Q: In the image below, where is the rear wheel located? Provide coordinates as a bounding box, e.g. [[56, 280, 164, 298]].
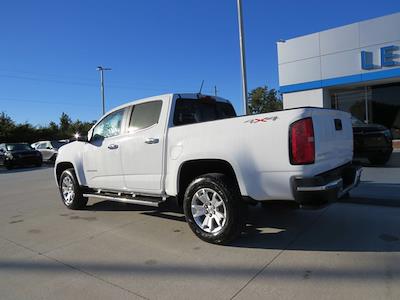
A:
[[59, 169, 88, 210], [183, 173, 246, 244]]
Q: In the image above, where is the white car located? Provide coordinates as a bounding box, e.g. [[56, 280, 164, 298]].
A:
[[33, 140, 68, 162], [54, 93, 361, 244]]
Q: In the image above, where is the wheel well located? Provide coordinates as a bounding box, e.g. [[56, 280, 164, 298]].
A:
[[177, 159, 240, 206], [56, 162, 75, 184]]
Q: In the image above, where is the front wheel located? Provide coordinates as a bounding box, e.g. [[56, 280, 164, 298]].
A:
[[59, 169, 88, 210], [183, 173, 246, 244]]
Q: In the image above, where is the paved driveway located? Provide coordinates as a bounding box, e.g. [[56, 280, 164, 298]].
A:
[[0, 163, 399, 300]]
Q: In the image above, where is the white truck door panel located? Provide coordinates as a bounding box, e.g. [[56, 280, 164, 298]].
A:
[[121, 127, 163, 191], [83, 135, 124, 190], [83, 109, 126, 190], [120, 100, 165, 193]]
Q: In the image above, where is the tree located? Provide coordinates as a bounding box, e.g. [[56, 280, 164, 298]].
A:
[[59, 112, 72, 135], [248, 86, 283, 114], [0, 111, 96, 143], [0, 112, 15, 141]]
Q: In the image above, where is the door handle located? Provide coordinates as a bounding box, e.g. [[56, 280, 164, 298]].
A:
[[145, 138, 159, 144], [107, 144, 119, 150]]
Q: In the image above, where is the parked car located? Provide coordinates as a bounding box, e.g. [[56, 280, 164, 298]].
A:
[[31, 141, 40, 149], [0, 143, 42, 169], [33, 140, 68, 162], [54, 93, 361, 244], [352, 117, 393, 165]]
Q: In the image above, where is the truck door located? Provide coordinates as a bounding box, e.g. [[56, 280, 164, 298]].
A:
[[120, 100, 165, 193], [83, 108, 127, 190]]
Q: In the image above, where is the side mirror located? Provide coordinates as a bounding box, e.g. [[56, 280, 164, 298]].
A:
[[90, 134, 104, 142], [47, 146, 52, 150]]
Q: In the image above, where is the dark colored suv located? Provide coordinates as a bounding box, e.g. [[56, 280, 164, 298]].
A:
[[0, 143, 42, 169], [352, 118, 393, 165]]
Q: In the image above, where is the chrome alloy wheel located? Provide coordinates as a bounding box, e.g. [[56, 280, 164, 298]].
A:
[[191, 188, 227, 234], [61, 176, 75, 205]]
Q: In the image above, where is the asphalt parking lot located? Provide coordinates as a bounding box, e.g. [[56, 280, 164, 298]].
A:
[[0, 153, 400, 300]]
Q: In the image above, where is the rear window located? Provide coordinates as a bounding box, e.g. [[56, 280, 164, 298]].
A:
[[173, 98, 236, 126]]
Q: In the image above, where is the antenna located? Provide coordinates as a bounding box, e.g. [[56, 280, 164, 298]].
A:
[[199, 80, 204, 94]]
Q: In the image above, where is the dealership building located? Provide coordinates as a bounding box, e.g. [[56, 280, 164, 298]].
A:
[[277, 12, 400, 141]]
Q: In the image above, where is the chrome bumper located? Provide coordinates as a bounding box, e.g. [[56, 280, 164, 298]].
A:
[[293, 164, 362, 203], [297, 167, 362, 197]]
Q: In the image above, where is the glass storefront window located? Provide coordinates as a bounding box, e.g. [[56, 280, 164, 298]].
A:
[[331, 83, 400, 139], [370, 83, 400, 139], [331, 88, 370, 122]]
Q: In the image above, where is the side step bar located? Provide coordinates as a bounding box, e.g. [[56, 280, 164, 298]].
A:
[[83, 193, 164, 207]]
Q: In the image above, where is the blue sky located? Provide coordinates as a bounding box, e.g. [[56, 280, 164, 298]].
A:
[[1, 0, 400, 125]]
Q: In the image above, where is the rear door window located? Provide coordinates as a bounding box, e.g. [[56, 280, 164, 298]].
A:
[[128, 101, 162, 132]]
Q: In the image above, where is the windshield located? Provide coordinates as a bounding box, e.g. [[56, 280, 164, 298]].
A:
[[51, 141, 68, 149], [351, 117, 365, 126], [6, 143, 33, 151]]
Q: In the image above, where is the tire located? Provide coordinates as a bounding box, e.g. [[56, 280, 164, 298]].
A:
[[368, 154, 391, 165], [5, 163, 13, 170], [59, 168, 88, 210], [183, 173, 246, 244]]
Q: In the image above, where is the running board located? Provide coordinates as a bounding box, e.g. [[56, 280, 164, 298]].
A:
[[83, 193, 164, 207]]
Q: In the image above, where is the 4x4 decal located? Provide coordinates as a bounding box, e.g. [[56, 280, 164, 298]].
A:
[[244, 116, 278, 124]]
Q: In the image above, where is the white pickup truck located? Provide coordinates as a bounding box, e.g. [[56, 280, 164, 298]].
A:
[[55, 93, 361, 244]]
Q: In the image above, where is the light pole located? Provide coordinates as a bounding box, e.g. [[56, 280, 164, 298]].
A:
[[237, 0, 249, 115], [96, 66, 112, 115]]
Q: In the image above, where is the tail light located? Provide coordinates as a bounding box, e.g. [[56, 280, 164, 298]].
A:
[[290, 117, 315, 165]]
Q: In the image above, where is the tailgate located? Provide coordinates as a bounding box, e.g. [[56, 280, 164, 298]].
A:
[[312, 109, 353, 170]]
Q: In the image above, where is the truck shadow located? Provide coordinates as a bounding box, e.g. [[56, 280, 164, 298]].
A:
[[87, 199, 187, 222], [87, 199, 400, 252], [232, 202, 400, 252]]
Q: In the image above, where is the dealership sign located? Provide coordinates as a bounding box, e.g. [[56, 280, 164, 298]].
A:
[[361, 45, 400, 70]]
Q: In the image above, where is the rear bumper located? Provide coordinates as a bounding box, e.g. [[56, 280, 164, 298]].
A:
[[293, 163, 362, 204]]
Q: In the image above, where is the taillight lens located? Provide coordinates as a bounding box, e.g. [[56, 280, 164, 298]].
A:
[[290, 117, 315, 165]]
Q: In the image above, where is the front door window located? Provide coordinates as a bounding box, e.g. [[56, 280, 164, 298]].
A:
[[92, 109, 124, 140]]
